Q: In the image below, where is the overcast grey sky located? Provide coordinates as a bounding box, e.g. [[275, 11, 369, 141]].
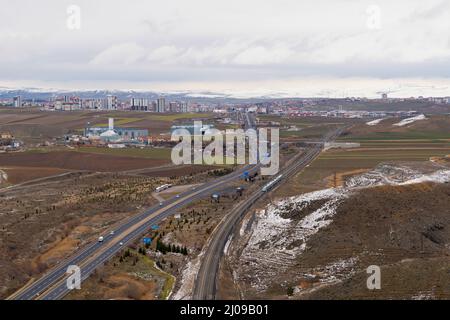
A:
[[1, 0, 450, 97]]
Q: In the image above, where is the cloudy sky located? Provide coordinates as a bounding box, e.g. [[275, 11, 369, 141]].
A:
[[1, 0, 450, 97]]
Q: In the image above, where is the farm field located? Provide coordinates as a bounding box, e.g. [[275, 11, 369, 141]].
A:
[[0, 150, 170, 172], [75, 146, 172, 160], [258, 115, 358, 126], [277, 143, 450, 197], [0, 108, 217, 143], [0, 166, 69, 185], [276, 115, 450, 197], [339, 115, 450, 141]]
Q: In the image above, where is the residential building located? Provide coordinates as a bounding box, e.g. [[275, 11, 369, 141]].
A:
[[13, 96, 22, 107], [106, 95, 118, 110], [157, 97, 166, 113], [131, 98, 149, 111]]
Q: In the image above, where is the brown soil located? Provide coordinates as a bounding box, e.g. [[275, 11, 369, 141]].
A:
[[0, 151, 168, 172], [141, 165, 223, 177], [0, 172, 164, 298], [244, 181, 450, 299], [325, 169, 370, 187], [342, 115, 450, 139], [1, 166, 69, 184]]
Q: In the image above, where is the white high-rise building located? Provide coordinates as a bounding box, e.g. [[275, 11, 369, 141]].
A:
[[131, 98, 149, 111], [13, 96, 22, 108], [157, 97, 166, 113], [106, 95, 118, 110], [181, 102, 188, 113]]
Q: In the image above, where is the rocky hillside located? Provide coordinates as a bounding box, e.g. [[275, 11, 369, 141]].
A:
[[227, 163, 450, 299]]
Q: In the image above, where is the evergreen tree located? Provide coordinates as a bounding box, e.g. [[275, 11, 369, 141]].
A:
[[287, 286, 294, 296]]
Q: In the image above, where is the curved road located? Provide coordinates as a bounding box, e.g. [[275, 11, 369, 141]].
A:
[[8, 113, 259, 300], [193, 127, 345, 299]]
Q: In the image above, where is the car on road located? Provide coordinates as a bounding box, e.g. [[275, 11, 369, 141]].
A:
[[98, 236, 104, 242], [159, 202, 163, 206], [110, 231, 115, 235], [176, 194, 180, 198], [119, 242, 123, 246]]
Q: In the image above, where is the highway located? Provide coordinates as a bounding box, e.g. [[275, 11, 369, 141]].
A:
[[8, 113, 259, 300], [192, 127, 345, 300]]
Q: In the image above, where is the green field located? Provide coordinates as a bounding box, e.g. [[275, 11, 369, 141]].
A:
[[101, 112, 213, 122], [144, 113, 213, 122], [94, 117, 142, 127]]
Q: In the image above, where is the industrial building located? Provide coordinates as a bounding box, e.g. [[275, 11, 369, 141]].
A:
[[171, 123, 215, 135], [85, 118, 149, 142]]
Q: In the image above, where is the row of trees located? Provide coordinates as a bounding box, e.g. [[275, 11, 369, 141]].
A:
[[156, 239, 188, 255]]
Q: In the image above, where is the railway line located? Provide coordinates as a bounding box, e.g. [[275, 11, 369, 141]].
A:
[[192, 127, 345, 300]]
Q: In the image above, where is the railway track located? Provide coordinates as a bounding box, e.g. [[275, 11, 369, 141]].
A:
[[192, 127, 345, 300]]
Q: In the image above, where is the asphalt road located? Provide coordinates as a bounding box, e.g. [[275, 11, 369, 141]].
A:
[[8, 113, 258, 301], [192, 127, 345, 300]]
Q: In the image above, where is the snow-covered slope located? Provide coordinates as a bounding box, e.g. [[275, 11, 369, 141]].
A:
[[393, 114, 427, 127], [366, 118, 385, 126], [233, 164, 450, 292]]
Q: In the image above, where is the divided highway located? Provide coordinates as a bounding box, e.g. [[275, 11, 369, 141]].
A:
[[192, 127, 345, 300], [8, 113, 259, 301]]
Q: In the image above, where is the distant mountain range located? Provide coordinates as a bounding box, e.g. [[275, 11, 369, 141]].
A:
[[0, 87, 301, 103]]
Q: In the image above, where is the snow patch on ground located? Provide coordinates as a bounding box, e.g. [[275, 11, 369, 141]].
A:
[[294, 257, 359, 295], [233, 163, 450, 293], [346, 164, 450, 188], [239, 215, 251, 237], [0, 170, 7, 184], [315, 257, 359, 284], [236, 188, 349, 291], [224, 235, 233, 254], [162, 232, 183, 248], [345, 164, 423, 188], [411, 291, 435, 300], [402, 170, 450, 185], [171, 255, 202, 300], [393, 114, 426, 127], [366, 118, 385, 126]]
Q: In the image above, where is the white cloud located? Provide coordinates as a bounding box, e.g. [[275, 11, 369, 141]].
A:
[[147, 45, 183, 63], [232, 44, 293, 65], [0, 0, 450, 95], [90, 42, 146, 66]]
